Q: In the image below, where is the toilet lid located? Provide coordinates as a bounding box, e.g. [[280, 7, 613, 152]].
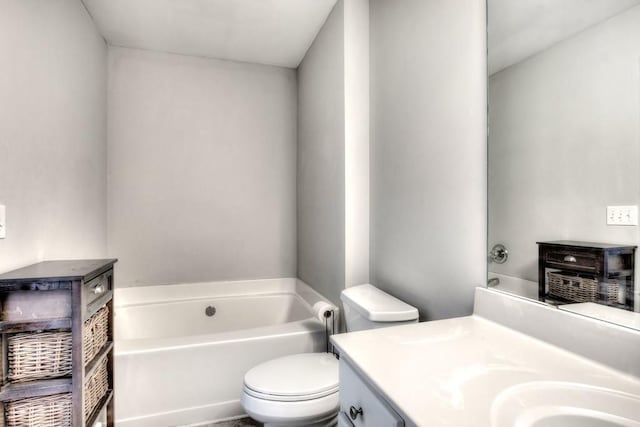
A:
[[244, 353, 339, 400]]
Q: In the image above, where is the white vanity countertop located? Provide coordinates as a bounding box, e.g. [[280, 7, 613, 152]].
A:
[[559, 302, 640, 330], [331, 315, 640, 426]]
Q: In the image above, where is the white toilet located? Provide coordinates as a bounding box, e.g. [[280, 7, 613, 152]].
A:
[[241, 284, 419, 426]]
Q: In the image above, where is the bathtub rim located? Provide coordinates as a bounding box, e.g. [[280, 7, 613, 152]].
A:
[[114, 278, 339, 355], [115, 277, 328, 306], [487, 271, 538, 300]]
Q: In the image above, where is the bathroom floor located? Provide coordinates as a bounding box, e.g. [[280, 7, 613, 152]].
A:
[[210, 417, 262, 427]]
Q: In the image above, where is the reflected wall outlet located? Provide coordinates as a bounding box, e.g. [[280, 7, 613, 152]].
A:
[[0, 205, 5, 238], [606, 205, 638, 226]]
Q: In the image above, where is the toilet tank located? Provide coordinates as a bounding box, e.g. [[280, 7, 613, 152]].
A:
[[340, 284, 419, 332]]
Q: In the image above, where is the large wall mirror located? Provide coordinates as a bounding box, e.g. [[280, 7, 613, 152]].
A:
[[487, 0, 640, 330]]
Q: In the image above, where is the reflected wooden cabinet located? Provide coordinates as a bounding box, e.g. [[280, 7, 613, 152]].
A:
[[0, 259, 117, 427], [537, 241, 636, 311]]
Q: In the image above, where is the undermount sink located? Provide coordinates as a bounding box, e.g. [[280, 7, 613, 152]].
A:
[[491, 381, 640, 427]]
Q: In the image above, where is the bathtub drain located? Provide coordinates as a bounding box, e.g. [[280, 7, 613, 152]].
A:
[[205, 306, 216, 317]]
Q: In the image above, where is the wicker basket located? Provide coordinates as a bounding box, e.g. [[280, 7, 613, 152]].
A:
[[84, 357, 109, 420], [5, 393, 72, 427], [5, 359, 109, 426], [548, 272, 619, 303], [83, 306, 109, 364], [7, 306, 109, 383], [7, 332, 72, 382]]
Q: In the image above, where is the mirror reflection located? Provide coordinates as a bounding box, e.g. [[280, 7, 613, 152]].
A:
[[487, 0, 640, 329]]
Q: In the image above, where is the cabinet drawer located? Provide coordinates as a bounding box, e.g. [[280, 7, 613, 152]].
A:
[[340, 359, 404, 427], [545, 251, 597, 271], [84, 270, 112, 316]]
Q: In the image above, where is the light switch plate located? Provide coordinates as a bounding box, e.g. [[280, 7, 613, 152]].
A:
[[606, 205, 638, 226], [0, 205, 5, 238]]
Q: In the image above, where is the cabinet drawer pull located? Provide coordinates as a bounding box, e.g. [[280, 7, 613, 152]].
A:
[[349, 405, 363, 420], [563, 255, 577, 263]]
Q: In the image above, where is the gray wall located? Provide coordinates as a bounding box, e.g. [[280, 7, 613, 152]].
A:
[[370, 0, 487, 320], [0, 0, 108, 273], [108, 47, 297, 286], [297, 2, 346, 305], [488, 5, 640, 297]]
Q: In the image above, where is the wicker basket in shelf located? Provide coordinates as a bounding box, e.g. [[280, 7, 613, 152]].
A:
[[7, 332, 73, 382], [7, 306, 109, 383], [5, 358, 109, 427], [4, 358, 109, 427], [84, 357, 109, 420], [83, 305, 109, 364], [548, 271, 619, 303], [5, 393, 72, 427]]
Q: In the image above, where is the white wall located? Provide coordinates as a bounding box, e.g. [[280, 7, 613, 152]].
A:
[[108, 47, 297, 286], [297, 0, 370, 305], [370, 0, 487, 320], [0, 0, 108, 273], [489, 6, 640, 297], [297, 2, 346, 305], [344, 0, 370, 288]]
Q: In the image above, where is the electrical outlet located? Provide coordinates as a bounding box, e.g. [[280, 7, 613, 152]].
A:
[[606, 205, 638, 226], [0, 205, 5, 238]]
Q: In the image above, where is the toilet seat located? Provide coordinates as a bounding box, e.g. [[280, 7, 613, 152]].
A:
[[241, 353, 340, 425], [244, 385, 339, 402], [243, 352, 339, 402]]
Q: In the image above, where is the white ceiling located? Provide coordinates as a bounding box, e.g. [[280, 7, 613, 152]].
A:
[[82, 0, 337, 68], [489, 0, 640, 75]]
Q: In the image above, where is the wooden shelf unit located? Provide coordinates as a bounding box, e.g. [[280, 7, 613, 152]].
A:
[[537, 241, 636, 311], [0, 259, 117, 427]]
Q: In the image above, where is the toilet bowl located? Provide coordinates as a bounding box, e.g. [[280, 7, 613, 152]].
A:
[[240, 284, 418, 426], [241, 353, 339, 427]]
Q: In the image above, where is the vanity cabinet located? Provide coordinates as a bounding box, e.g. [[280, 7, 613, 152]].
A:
[[537, 241, 636, 310], [0, 259, 117, 427], [338, 357, 404, 427]]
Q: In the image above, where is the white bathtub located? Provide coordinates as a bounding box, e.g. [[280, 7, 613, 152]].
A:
[[488, 272, 539, 300], [114, 278, 336, 427]]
